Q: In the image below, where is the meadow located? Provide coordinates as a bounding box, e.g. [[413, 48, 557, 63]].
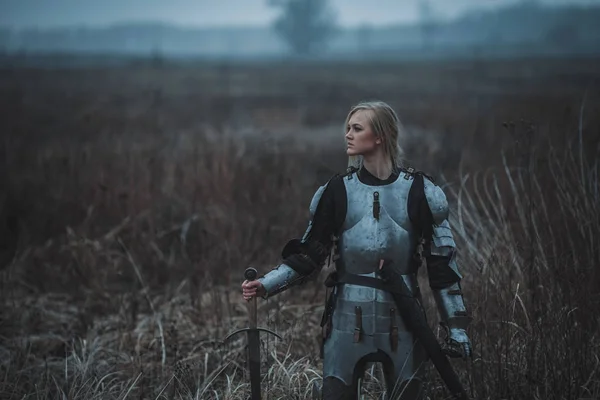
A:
[[0, 55, 599, 399]]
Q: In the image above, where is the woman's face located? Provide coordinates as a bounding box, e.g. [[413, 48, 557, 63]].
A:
[[345, 109, 381, 156]]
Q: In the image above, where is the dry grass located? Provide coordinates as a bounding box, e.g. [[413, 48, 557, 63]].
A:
[[0, 56, 599, 399]]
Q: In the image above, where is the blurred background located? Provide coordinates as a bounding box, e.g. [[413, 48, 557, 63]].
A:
[[0, 1, 599, 399], [1, 0, 599, 60]]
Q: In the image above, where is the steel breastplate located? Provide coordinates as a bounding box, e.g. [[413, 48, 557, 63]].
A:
[[337, 170, 418, 276]]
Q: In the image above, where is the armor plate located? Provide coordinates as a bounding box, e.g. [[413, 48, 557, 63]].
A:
[[324, 170, 427, 386]]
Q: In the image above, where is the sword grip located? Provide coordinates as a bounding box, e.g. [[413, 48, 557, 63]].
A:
[[245, 267, 258, 329]]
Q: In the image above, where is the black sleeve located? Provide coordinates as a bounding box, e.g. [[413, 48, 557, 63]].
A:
[[422, 215, 461, 290], [426, 255, 460, 290], [280, 175, 346, 276], [408, 172, 460, 290]]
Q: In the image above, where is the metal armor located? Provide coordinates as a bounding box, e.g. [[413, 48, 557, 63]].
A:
[[258, 169, 470, 397], [323, 170, 426, 390]]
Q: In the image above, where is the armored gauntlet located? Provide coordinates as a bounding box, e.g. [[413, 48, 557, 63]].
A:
[[433, 281, 472, 358]]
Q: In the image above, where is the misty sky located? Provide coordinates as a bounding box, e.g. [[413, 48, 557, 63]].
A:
[[1, 0, 598, 29]]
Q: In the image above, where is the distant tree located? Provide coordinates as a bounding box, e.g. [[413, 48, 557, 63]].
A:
[[545, 23, 579, 49], [0, 28, 8, 53], [417, 0, 437, 50], [268, 0, 338, 56], [356, 23, 373, 52]]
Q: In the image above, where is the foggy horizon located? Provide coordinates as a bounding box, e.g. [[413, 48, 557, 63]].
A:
[[1, 0, 599, 30]]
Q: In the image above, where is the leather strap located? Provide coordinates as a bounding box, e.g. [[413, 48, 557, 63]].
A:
[[354, 306, 362, 343], [335, 271, 415, 297], [390, 308, 399, 351]]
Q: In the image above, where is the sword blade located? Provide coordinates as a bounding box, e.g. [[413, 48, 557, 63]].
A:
[[247, 328, 262, 400]]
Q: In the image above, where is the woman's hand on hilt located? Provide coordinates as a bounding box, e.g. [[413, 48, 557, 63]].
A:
[[241, 279, 266, 301]]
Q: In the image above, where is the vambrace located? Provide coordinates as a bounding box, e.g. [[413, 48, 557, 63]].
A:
[[428, 219, 462, 279], [432, 281, 471, 330], [428, 220, 471, 330], [258, 263, 304, 298]]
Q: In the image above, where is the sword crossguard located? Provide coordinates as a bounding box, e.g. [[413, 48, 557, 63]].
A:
[[221, 327, 283, 345], [220, 322, 283, 400], [223, 266, 283, 344]]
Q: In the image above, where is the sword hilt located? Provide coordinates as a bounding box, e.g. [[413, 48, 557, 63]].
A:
[[245, 267, 258, 329]]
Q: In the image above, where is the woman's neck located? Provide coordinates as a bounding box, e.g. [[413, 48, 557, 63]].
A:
[[362, 152, 393, 181]]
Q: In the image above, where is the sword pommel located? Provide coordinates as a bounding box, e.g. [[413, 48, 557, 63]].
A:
[[245, 267, 258, 281]]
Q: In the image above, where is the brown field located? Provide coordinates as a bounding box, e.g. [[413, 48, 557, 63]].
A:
[[1, 55, 599, 399]]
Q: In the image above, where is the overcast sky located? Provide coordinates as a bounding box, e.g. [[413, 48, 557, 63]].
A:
[[1, 0, 598, 29]]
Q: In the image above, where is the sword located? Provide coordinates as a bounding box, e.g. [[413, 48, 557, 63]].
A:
[[376, 262, 471, 400], [223, 267, 283, 400]]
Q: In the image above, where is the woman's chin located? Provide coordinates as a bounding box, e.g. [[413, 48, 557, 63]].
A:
[[346, 148, 358, 156]]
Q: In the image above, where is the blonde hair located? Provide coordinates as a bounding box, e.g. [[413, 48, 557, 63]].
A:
[[344, 100, 406, 170]]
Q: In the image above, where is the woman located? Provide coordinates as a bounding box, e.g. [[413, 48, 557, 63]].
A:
[[242, 100, 472, 400]]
